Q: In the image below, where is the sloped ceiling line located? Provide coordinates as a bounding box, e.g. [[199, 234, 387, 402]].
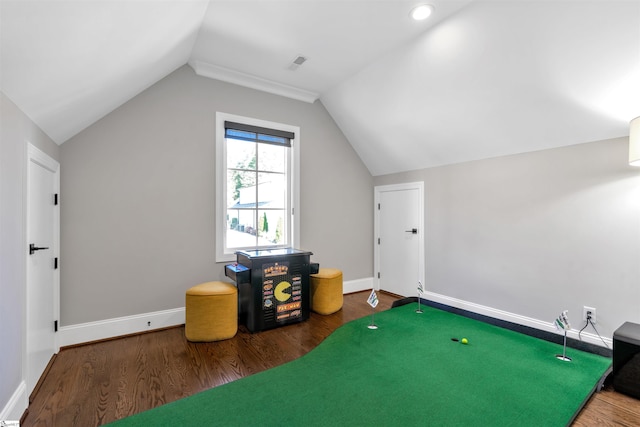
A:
[[1, 0, 638, 176]]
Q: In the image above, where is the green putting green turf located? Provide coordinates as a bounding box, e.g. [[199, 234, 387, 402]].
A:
[[109, 303, 611, 426]]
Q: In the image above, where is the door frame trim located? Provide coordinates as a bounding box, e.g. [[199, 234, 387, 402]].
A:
[[25, 143, 60, 395], [374, 181, 425, 293]]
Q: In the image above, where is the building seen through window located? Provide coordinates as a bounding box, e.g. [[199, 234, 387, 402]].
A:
[[224, 122, 292, 251]]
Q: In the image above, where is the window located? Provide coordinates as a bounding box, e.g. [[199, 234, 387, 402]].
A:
[[216, 113, 300, 262]]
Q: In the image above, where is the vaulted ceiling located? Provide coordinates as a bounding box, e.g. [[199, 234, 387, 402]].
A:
[[2, 0, 639, 176]]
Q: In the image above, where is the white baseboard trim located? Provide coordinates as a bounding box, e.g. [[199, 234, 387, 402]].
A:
[[343, 277, 374, 294], [1, 380, 27, 422], [59, 278, 376, 347], [58, 283, 610, 350], [425, 291, 613, 349], [59, 308, 185, 348]]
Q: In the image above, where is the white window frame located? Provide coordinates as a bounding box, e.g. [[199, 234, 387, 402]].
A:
[[216, 112, 300, 262]]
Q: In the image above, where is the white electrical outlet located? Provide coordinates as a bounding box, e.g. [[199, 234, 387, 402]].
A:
[[583, 306, 596, 324]]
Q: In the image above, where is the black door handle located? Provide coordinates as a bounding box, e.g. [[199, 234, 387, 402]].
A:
[[29, 243, 50, 255], [405, 228, 418, 234]]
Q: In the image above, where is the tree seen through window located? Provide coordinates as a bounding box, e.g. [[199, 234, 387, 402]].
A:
[[225, 124, 290, 250]]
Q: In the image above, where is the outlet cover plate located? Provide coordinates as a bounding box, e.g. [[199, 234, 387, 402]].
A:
[[583, 306, 596, 324]]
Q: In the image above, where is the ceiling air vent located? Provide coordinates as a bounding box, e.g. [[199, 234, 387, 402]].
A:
[[288, 55, 308, 71]]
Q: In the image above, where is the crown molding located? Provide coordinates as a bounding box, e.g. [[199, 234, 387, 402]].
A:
[[188, 60, 319, 104]]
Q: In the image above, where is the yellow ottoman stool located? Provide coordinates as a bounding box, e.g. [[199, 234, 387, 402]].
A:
[[185, 281, 237, 342], [310, 268, 343, 315]]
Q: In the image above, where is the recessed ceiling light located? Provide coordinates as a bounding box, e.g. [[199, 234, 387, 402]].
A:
[[410, 4, 434, 21]]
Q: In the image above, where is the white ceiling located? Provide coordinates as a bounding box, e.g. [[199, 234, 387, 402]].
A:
[[2, 0, 639, 176], [189, 0, 471, 101]]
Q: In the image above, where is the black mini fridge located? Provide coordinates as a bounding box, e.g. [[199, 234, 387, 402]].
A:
[[225, 248, 314, 332], [613, 321, 640, 399]]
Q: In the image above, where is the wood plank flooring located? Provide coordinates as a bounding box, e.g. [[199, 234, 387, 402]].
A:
[[22, 291, 640, 426]]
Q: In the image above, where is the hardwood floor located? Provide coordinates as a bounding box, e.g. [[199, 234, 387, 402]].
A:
[[22, 291, 640, 426]]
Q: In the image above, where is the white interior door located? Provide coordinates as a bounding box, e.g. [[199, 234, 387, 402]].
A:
[[375, 182, 424, 297], [26, 144, 59, 395]]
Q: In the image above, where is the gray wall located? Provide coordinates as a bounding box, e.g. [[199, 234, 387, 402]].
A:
[[1, 91, 59, 416], [60, 65, 373, 326], [374, 137, 640, 339]]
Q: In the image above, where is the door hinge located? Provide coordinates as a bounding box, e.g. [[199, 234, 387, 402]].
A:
[[378, 238, 380, 244], [54, 320, 58, 332], [377, 272, 380, 279], [54, 257, 58, 269], [378, 203, 380, 210], [54, 193, 59, 205]]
